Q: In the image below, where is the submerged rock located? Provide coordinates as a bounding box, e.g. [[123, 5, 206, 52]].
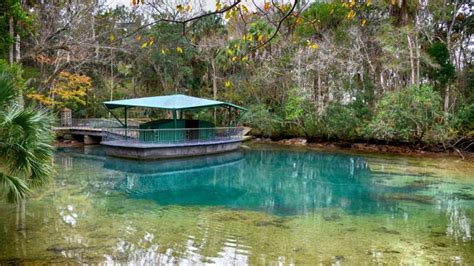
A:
[[404, 179, 437, 189], [323, 213, 342, 222], [278, 138, 307, 146], [381, 193, 434, 204], [372, 226, 401, 235], [383, 249, 401, 254], [46, 244, 91, 253], [452, 192, 474, 200], [214, 211, 250, 222], [254, 218, 290, 229], [430, 231, 445, 238], [332, 255, 345, 262]]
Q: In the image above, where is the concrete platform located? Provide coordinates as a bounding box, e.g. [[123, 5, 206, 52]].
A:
[[101, 139, 242, 160]]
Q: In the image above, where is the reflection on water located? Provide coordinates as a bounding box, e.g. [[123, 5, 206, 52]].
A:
[[111, 150, 380, 215], [0, 145, 473, 264], [446, 198, 472, 242]]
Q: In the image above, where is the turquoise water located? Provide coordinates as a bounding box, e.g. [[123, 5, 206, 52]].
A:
[[0, 144, 473, 264]]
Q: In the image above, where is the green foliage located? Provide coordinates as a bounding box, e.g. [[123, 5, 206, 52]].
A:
[[248, 20, 275, 43], [367, 85, 450, 144], [0, 59, 25, 89], [284, 88, 304, 121], [296, 2, 348, 38], [148, 23, 203, 93], [4, 0, 471, 149], [191, 14, 226, 40], [318, 102, 368, 140], [240, 104, 281, 137], [0, 69, 54, 203], [453, 102, 474, 135], [0, 0, 33, 56], [425, 42, 456, 89]]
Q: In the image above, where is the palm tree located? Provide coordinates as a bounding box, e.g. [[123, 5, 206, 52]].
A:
[[0, 72, 54, 203]]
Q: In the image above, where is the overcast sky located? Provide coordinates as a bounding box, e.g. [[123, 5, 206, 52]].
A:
[[105, 0, 276, 12], [106, 0, 219, 10]]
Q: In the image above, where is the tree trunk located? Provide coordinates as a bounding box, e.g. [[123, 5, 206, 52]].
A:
[[444, 85, 450, 112], [9, 17, 14, 64], [317, 71, 322, 114], [132, 76, 136, 97], [15, 33, 24, 107], [108, 49, 114, 119], [414, 17, 420, 87], [446, 0, 459, 63], [415, 34, 420, 86], [110, 50, 114, 101], [15, 34, 20, 63], [211, 58, 217, 100], [407, 34, 416, 86], [92, 14, 98, 61], [211, 58, 218, 123]]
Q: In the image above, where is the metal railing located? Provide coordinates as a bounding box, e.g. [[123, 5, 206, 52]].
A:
[[102, 127, 244, 144], [68, 118, 139, 129]]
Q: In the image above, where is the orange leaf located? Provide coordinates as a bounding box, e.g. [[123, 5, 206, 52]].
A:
[[263, 2, 270, 11]]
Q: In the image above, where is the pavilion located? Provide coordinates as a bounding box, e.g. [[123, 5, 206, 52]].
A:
[[100, 94, 246, 160]]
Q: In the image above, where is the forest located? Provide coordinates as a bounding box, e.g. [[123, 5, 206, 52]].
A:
[[1, 0, 473, 151]]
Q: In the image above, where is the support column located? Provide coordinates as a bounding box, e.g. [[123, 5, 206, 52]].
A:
[[124, 106, 128, 137], [172, 110, 177, 128], [172, 110, 177, 142], [84, 135, 99, 145], [124, 106, 128, 128]]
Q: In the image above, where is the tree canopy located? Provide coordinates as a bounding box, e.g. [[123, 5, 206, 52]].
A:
[[0, 0, 472, 150]]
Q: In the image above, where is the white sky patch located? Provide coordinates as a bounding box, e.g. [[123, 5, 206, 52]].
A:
[[107, 0, 222, 10], [106, 0, 279, 12]]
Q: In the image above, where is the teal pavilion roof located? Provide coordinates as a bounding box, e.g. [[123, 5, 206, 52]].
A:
[[104, 94, 246, 111]]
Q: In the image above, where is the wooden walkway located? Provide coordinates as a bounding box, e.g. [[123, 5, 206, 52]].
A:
[[53, 127, 105, 137]]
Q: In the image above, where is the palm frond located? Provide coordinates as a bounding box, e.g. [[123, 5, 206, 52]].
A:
[[0, 105, 54, 179], [0, 72, 17, 107], [0, 173, 31, 203]]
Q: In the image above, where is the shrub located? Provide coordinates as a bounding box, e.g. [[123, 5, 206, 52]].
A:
[[317, 103, 366, 140], [366, 85, 450, 144], [453, 102, 474, 135], [239, 104, 281, 137]]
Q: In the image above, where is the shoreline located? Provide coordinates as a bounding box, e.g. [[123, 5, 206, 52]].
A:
[[249, 138, 474, 160], [53, 137, 473, 160]]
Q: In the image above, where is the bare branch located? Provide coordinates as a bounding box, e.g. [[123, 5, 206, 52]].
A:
[[252, 0, 299, 50], [116, 0, 242, 42]]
